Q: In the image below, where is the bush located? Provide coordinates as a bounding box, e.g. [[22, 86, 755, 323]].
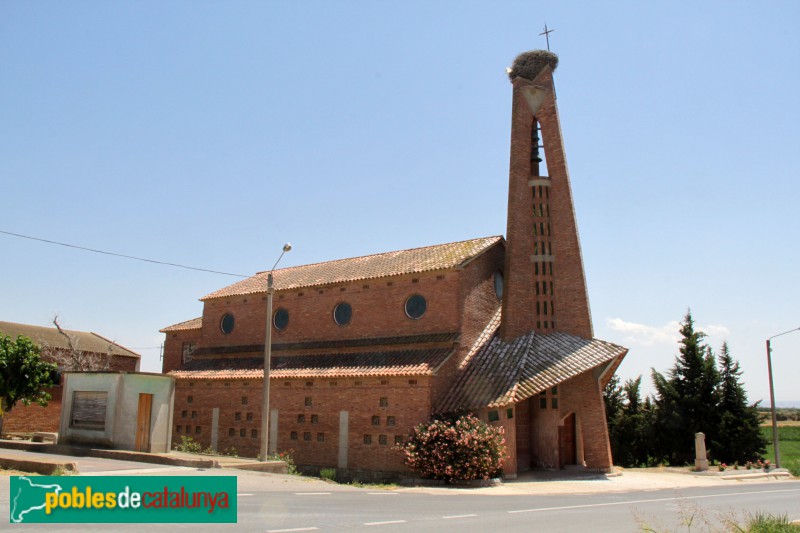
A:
[[173, 436, 203, 454], [267, 450, 298, 475], [320, 468, 336, 481], [401, 413, 505, 482], [221, 447, 238, 458]]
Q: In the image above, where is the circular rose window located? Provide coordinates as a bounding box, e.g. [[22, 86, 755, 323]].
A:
[[333, 302, 352, 325], [404, 294, 427, 320], [220, 313, 235, 334], [273, 308, 289, 331]]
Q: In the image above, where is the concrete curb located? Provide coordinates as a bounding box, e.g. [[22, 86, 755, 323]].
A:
[[88, 449, 218, 469], [226, 462, 289, 474], [399, 477, 503, 488], [690, 467, 794, 481], [0, 439, 287, 473], [720, 471, 792, 481], [0, 455, 77, 476]]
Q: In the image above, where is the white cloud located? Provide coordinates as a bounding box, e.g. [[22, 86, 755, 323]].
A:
[[702, 324, 731, 338], [606, 318, 730, 348], [605, 318, 681, 347]]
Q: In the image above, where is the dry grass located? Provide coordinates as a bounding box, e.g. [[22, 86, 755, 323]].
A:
[[0, 468, 37, 476]]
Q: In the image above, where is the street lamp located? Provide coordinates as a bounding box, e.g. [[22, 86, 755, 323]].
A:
[[260, 243, 292, 461], [766, 326, 800, 469]]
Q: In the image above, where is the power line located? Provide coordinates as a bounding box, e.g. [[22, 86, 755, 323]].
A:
[[0, 229, 249, 278], [128, 346, 163, 350]]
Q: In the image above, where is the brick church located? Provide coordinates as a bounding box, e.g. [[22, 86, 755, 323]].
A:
[[161, 50, 627, 478]]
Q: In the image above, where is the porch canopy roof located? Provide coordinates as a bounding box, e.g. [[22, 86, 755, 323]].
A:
[[436, 311, 627, 412]]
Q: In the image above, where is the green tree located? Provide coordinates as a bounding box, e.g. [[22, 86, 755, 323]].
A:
[[621, 377, 654, 467], [603, 374, 625, 463], [605, 375, 655, 467], [715, 342, 766, 464], [652, 311, 720, 465], [0, 333, 59, 436]]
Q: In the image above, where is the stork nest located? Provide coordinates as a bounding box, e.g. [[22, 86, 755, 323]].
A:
[[507, 50, 559, 81]]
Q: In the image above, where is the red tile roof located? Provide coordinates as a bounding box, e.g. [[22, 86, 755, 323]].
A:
[[160, 317, 203, 333], [170, 349, 453, 380], [436, 314, 628, 412], [201, 236, 503, 301]]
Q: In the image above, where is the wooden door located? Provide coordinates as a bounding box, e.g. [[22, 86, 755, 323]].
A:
[[558, 413, 576, 468], [135, 393, 153, 452]]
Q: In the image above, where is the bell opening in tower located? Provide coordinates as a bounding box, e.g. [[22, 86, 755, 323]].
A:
[[531, 118, 548, 178]]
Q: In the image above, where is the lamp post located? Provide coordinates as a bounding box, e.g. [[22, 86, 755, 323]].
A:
[[766, 326, 800, 469], [260, 243, 292, 461]]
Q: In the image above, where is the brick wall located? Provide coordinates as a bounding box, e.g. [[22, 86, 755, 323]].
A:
[[107, 354, 139, 372], [561, 370, 613, 469], [172, 376, 431, 472], [198, 271, 461, 352], [3, 385, 63, 434], [162, 329, 201, 373], [515, 399, 531, 471], [528, 390, 562, 469], [431, 246, 503, 405]]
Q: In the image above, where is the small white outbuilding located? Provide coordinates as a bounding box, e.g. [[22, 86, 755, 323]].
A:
[[58, 372, 175, 453]]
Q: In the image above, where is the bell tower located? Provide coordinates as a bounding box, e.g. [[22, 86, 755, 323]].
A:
[[500, 51, 593, 341]]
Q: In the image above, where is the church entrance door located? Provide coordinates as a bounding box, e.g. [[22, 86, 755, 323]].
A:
[[558, 413, 576, 468]]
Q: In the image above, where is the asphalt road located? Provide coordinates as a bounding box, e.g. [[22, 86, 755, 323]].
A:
[[0, 452, 798, 532], [237, 481, 800, 532]]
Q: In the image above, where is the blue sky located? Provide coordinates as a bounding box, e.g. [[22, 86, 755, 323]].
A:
[[1, 1, 798, 405]]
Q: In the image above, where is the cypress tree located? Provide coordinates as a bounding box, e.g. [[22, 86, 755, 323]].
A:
[[603, 374, 625, 465], [653, 310, 720, 464], [605, 375, 654, 467], [715, 342, 767, 464]]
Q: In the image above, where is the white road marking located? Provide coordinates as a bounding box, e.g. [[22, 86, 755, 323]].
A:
[[508, 488, 800, 514], [368, 492, 398, 495], [238, 493, 254, 496], [294, 492, 332, 495], [266, 528, 319, 532], [443, 514, 478, 519], [364, 520, 407, 526]]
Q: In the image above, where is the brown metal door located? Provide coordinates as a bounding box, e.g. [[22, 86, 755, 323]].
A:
[[135, 393, 153, 452]]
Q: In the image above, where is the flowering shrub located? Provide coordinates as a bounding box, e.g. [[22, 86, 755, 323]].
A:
[[401, 413, 506, 481], [718, 463, 727, 472], [267, 450, 298, 474]]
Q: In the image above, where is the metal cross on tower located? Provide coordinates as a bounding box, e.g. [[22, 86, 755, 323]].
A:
[[539, 24, 554, 51]]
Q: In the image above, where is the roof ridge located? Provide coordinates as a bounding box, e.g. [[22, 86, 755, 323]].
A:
[[88, 332, 141, 358], [160, 317, 203, 333], [254, 235, 503, 275], [201, 235, 505, 301]]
